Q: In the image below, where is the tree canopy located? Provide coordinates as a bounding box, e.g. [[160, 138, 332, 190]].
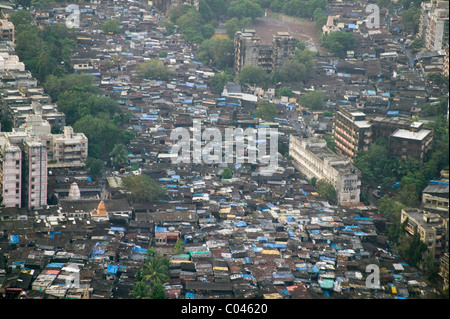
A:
[[197, 38, 235, 70], [227, 0, 265, 20], [238, 65, 267, 85], [298, 90, 325, 110], [255, 100, 278, 121], [122, 174, 166, 203], [322, 31, 355, 58], [135, 59, 176, 81]]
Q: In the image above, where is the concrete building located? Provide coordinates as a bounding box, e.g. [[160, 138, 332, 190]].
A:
[[422, 182, 449, 213], [444, 44, 449, 77], [369, 116, 417, 140], [0, 136, 22, 208], [152, 0, 199, 15], [52, 126, 88, 167], [234, 29, 262, 76], [22, 138, 48, 210], [0, 19, 14, 42], [389, 128, 433, 164], [271, 32, 297, 71], [289, 135, 361, 205], [419, 0, 449, 52], [16, 115, 88, 167], [333, 106, 372, 161], [401, 209, 447, 262], [439, 253, 449, 289], [0, 132, 47, 209], [234, 30, 297, 75], [0, 52, 25, 72]]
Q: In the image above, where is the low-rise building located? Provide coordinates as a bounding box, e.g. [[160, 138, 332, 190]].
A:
[[389, 128, 433, 164], [289, 135, 361, 205], [0, 19, 14, 42], [401, 209, 447, 262], [422, 181, 449, 213]]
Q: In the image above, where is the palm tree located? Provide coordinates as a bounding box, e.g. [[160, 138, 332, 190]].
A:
[[109, 143, 128, 168], [141, 256, 170, 286], [130, 281, 152, 299]]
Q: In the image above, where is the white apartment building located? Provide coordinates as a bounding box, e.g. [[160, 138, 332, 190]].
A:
[[52, 126, 88, 167], [0, 131, 47, 209], [289, 135, 361, 205], [23, 139, 48, 209], [0, 53, 25, 72], [419, 0, 449, 52], [16, 115, 88, 167], [0, 136, 22, 207]]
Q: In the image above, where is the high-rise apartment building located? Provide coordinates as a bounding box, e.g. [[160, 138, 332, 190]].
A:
[[0, 132, 47, 209], [22, 139, 47, 210], [16, 115, 88, 168], [333, 106, 372, 161], [0, 137, 22, 207], [418, 0, 449, 52], [234, 30, 297, 75]]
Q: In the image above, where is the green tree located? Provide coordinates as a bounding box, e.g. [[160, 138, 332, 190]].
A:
[[401, 7, 421, 33], [238, 65, 267, 85], [44, 73, 98, 101], [323, 135, 336, 152], [109, 143, 128, 168], [135, 59, 176, 80], [353, 138, 396, 188], [151, 284, 167, 299], [255, 100, 277, 121], [130, 281, 152, 299], [73, 115, 133, 159], [199, 0, 214, 22], [225, 17, 252, 37], [298, 90, 325, 110], [140, 256, 170, 286], [197, 38, 235, 70], [316, 179, 337, 204], [402, 233, 428, 268], [322, 31, 355, 58], [173, 238, 185, 254], [313, 7, 328, 30], [122, 174, 166, 202], [208, 72, 233, 94], [227, 0, 265, 20], [200, 24, 216, 39], [9, 10, 33, 28], [102, 19, 122, 34], [85, 157, 105, 180], [275, 87, 294, 98], [221, 167, 233, 179], [277, 59, 308, 82]]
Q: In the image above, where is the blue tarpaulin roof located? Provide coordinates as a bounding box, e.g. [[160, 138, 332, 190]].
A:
[[46, 263, 65, 268], [155, 226, 167, 233], [133, 247, 148, 254], [107, 264, 119, 274], [9, 235, 19, 244]]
